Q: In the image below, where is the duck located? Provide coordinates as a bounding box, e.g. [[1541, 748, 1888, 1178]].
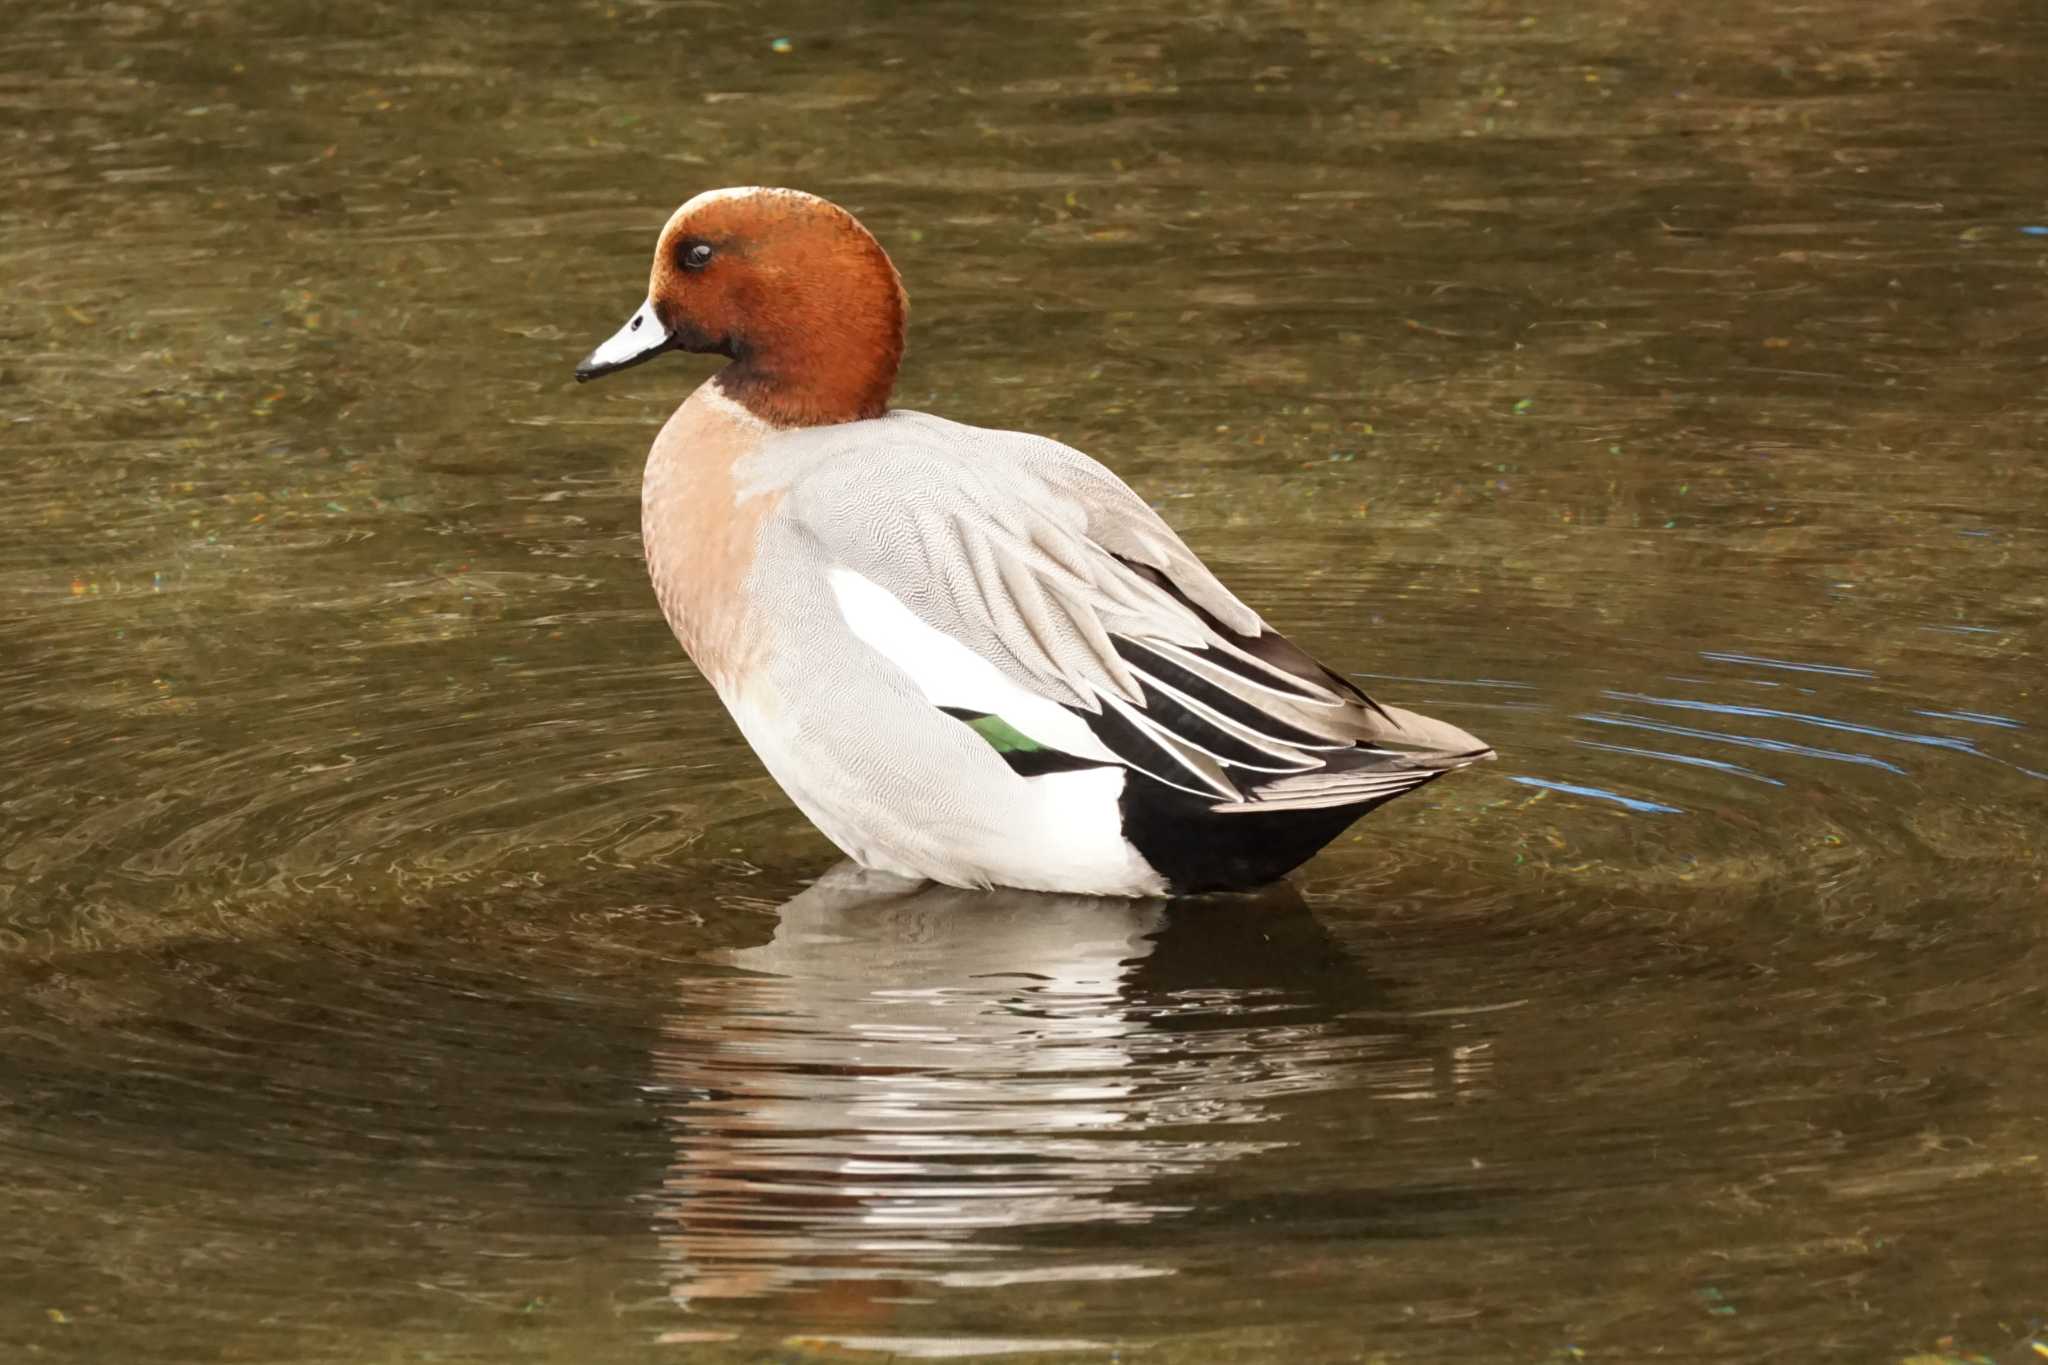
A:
[[574, 186, 1492, 896]]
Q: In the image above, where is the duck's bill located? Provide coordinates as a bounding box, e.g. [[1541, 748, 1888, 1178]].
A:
[[575, 298, 675, 382]]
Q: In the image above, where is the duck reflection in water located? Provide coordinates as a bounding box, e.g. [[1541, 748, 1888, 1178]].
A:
[[649, 863, 1495, 1314]]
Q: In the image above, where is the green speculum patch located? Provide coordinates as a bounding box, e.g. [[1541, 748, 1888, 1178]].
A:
[[964, 713, 1045, 753]]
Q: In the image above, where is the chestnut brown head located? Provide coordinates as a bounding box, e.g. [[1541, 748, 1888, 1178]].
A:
[[576, 187, 908, 428]]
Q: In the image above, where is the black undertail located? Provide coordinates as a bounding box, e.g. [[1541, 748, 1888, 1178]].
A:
[[1116, 764, 1444, 894]]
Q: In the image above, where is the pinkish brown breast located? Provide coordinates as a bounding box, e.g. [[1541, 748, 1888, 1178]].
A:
[[640, 380, 785, 691]]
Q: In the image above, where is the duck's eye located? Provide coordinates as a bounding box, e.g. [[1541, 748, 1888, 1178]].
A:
[[681, 242, 714, 271]]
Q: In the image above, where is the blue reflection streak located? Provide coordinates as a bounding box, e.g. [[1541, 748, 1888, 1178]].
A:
[[1574, 739, 1785, 786], [1602, 692, 1981, 755], [1913, 708, 2025, 730], [1506, 776, 1682, 814], [1698, 651, 1875, 678], [1578, 712, 1909, 774]]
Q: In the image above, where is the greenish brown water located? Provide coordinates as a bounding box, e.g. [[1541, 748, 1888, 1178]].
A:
[[4, 0, 2046, 1360]]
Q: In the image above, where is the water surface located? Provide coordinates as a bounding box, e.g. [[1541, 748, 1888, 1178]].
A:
[[3, 0, 2046, 1360]]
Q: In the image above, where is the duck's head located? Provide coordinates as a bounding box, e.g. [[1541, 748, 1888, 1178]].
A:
[[575, 186, 908, 428]]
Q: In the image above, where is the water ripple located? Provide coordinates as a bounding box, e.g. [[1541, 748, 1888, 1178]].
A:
[[1573, 738, 1785, 786], [1696, 651, 1877, 679], [1603, 690, 1985, 755], [1504, 776, 1682, 814], [1577, 710, 1910, 774]]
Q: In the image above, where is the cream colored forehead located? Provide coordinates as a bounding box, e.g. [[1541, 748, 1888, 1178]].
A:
[[659, 186, 828, 237]]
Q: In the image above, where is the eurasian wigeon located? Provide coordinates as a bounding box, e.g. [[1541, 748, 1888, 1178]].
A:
[[575, 186, 1492, 895]]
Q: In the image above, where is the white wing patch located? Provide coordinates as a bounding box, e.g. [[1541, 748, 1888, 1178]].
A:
[[828, 566, 1122, 767]]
